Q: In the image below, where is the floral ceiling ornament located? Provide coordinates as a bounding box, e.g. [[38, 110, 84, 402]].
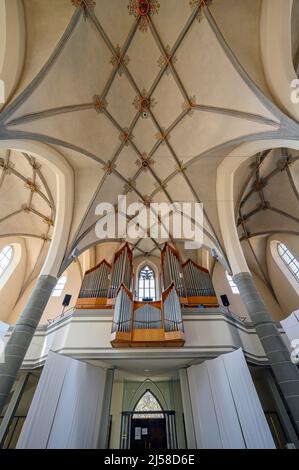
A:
[[25, 179, 40, 193], [175, 161, 187, 174], [128, 0, 160, 32], [189, 0, 212, 22], [0, 160, 14, 174], [43, 216, 55, 227], [123, 179, 136, 193], [119, 128, 132, 146], [31, 160, 41, 171], [155, 128, 170, 145], [110, 45, 130, 76], [133, 90, 156, 118], [22, 204, 30, 213], [182, 96, 197, 116], [102, 160, 116, 175], [42, 234, 51, 242], [93, 95, 107, 113], [71, 0, 96, 17], [135, 152, 155, 171], [157, 46, 177, 75]]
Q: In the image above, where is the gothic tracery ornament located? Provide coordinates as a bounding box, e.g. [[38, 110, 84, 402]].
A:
[[102, 160, 116, 175], [110, 45, 130, 76], [182, 96, 197, 116], [71, 0, 96, 10], [25, 180, 40, 193], [189, 0, 212, 22], [133, 90, 156, 117], [155, 128, 170, 144], [119, 128, 132, 146], [93, 95, 107, 113], [43, 216, 55, 227], [127, 0, 160, 32], [175, 161, 187, 174], [157, 46, 177, 75], [135, 152, 155, 171], [123, 179, 136, 193]]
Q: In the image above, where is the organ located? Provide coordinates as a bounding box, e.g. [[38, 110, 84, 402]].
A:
[[75, 242, 218, 347], [75, 259, 112, 309], [182, 259, 218, 307], [108, 243, 133, 299]]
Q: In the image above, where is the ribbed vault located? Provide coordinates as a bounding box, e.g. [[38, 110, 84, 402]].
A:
[[0, 0, 299, 272], [0, 147, 56, 291], [235, 147, 299, 288]]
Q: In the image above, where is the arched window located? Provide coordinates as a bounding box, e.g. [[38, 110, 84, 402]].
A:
[[133, 391, 164, 419], [226, 271, 239, 294], [51, 275, 67, 297], [0, 245, 13, 279], [138, 265, 156, 301], [277, 243, 299, 283]]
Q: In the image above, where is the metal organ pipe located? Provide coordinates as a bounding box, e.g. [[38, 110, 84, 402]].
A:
[[183, 260, 216, 297]]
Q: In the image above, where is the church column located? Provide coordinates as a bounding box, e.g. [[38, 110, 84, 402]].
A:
[[217, 152, 299, 436], [0, 276, 57, 414], [97, 368, 115, 449], [233, 272, 299, 435], [179, 368, 197, 449], [0, 142, 74, 415]]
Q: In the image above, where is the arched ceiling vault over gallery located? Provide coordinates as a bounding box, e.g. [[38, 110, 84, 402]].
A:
[[0, 146, 55, 291], [235, 147, 299, 295], [0, 0, 299, 277]]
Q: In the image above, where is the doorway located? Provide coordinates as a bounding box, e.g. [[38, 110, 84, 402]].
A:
[[130, 416, 167, 450], [120, 390, 177, 449]]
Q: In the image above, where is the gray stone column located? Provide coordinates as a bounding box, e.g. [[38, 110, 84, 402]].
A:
[[234, 272, 299, 435], [0, 275, 57, 414], [97, 368, 115, 449], [179, 368, 197, 449]]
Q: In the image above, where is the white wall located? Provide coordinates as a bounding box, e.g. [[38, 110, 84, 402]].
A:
[[9, 259, 82, 325], [212, 261, 283, 321], [109, 380, 124, 449]]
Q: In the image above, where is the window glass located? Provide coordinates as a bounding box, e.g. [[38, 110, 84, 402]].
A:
[[278, 243, 299, 283], [0, 245, 13, 278], [133, 391, 163, 419], [226, 272, 239, 294], [51, 275, 67, 297], [138, 265, 156, 301]]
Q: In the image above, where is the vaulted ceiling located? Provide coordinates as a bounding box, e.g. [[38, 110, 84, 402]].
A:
[[0, 0, 299, 273], [0, 149, 55, 241], [0, 147, 56, 288]]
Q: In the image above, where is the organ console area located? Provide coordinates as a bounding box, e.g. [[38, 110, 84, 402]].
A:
[[75, 243, 218, 348]]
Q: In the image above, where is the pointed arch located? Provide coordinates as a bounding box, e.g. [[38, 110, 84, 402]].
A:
[[133, 389, 164, 419], [137, 265, 156, 301], [128, 379, 169, 411]]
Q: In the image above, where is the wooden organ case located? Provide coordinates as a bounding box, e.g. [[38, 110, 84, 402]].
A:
[[75, 242, 218, 348]]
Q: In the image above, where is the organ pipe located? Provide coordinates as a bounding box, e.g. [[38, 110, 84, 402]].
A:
[[78, 260, 111, 299], [108, 243, 133, 298], [161, 243, 186, 297], [183, 259, 216, 297]]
